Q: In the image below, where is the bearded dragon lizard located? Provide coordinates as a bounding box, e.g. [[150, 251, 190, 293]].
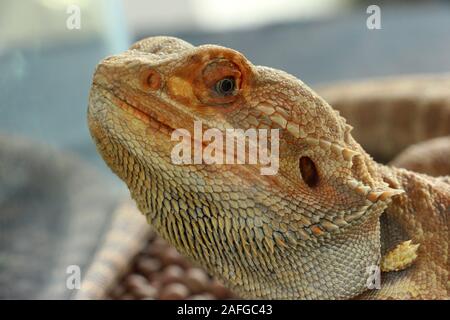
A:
[[86, 37, 449, 299]]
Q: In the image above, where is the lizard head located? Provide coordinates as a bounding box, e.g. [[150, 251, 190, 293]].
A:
[[88, 37, 403, 299]]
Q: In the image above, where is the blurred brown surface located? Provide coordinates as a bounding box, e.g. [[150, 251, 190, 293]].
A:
[[107, 233, 237, 300]]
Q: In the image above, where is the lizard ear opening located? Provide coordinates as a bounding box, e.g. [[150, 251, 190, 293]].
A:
[[299, 156, 319, 187]]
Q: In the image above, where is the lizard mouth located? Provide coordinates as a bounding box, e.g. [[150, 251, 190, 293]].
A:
[[92, 83, 176, 134], [90, 83, 279, 178]]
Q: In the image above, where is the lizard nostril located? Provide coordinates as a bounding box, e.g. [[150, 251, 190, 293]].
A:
[[143, 69, 161, 91], [299, 156, 319, 187]]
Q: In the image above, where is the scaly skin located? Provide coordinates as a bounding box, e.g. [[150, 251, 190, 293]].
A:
[[87, 37, 449, 299]]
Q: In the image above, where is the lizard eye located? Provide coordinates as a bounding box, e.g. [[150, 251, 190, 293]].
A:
[[215, 77, 236, 96], [299, 156, 319, 187], [193, 58, 242, 105]]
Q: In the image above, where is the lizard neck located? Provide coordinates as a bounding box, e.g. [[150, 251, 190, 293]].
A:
[[359, 165, 449, 299], [126, 153, 386, 299], [92, 120, 388, 299], [378, 165, 449, 253]]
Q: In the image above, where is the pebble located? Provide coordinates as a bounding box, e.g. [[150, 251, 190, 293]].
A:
[[160, 265, 185, 285], [136, 257, 162, 276], [159, 283, 190, 300], [107, 236, 236, 300], [183, 267, 209, 294], [188, 293, 215, 300]]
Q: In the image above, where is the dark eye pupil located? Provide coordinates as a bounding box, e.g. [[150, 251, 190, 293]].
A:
[[215, 77, 235, 96]]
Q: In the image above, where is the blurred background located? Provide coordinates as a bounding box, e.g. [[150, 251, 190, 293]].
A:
[[0, 0, 449, 299]]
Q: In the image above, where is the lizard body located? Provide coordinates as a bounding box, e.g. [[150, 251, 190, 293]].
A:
[[86, 37, 449, 299]]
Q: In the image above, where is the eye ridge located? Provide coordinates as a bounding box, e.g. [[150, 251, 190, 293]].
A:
[[215, 77, 236, 96]]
